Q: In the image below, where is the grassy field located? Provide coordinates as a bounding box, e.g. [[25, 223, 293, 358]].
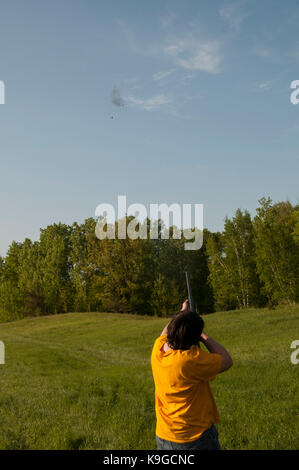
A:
[[0, 306, 298, 450]]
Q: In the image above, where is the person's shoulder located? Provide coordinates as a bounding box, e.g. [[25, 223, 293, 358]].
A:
[[182, 346, 222, 380], [184, 344, 202, 357], [153, 334, 166, 348], [178, 345, 201, 363], [185, 345, 217, 362], [196, 348, 222, 373], [157, 334, 167, 341]]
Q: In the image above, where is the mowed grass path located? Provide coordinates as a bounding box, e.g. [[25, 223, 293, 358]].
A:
[[0, 306, 298, 450]]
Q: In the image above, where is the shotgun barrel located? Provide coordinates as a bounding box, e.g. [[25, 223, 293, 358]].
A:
[[185, 271, 196, 313]]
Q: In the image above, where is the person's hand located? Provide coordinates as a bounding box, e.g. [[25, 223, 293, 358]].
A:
[[200, 331, 209, 342], [181, 299, 189, 311]]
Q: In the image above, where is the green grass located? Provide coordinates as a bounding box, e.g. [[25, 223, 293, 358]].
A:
[[0, 306, 298, 450]]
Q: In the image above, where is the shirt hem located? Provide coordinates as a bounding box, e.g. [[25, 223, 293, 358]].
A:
[[156, 424, 217, 444]]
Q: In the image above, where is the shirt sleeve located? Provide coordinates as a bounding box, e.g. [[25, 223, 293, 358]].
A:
[[152, 335, 166, 354], [183, 349, 222, 382]]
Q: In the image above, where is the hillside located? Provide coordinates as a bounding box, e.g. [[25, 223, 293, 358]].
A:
[[0, 306, 298, 449]]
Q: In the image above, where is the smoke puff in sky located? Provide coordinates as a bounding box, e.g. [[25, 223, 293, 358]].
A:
[[111, 87, 124, 107]]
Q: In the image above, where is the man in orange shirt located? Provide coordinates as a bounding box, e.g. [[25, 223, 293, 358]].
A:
[[151, 300, 233, 450]]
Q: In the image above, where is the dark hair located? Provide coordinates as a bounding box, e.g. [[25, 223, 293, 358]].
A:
[[167, 310, 204, 350]]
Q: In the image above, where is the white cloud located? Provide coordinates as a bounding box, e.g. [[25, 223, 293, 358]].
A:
[[258, 81, 272, 90], [117, 19, 222, 74], [164, 35, 221, 73], [125, 93, 172, 111], [152, 69, 175, 81]]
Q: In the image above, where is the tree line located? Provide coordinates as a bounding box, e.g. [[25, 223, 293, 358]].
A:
[[0, 197, 298, 322]]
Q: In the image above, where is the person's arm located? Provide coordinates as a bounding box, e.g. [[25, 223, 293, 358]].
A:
[[200, 332, 233, 373], [160, 322, 170, 336]]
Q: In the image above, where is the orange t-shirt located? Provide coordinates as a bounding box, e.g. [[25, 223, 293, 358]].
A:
[[151, 334, 222, 443]]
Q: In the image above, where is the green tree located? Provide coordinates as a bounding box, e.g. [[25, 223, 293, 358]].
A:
[[0, 242, 23, 320], [151, 273, 181, 317], [17, 239, 43, 316], [207, 209, 263, 310], [69, 220, 94, 312], [254, 198, 299, 305], [38, 223, 72, 314], [96, 217, 156, 314], [184, 229, 214, 314]]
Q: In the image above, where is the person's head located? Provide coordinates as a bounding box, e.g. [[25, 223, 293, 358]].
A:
[[167, 310, 204, 350]]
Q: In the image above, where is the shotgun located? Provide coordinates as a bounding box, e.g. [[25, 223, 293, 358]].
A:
[[185, 271, 196, 313]]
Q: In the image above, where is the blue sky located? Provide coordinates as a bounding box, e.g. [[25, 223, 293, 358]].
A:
[[0, 0, 299, 256]]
